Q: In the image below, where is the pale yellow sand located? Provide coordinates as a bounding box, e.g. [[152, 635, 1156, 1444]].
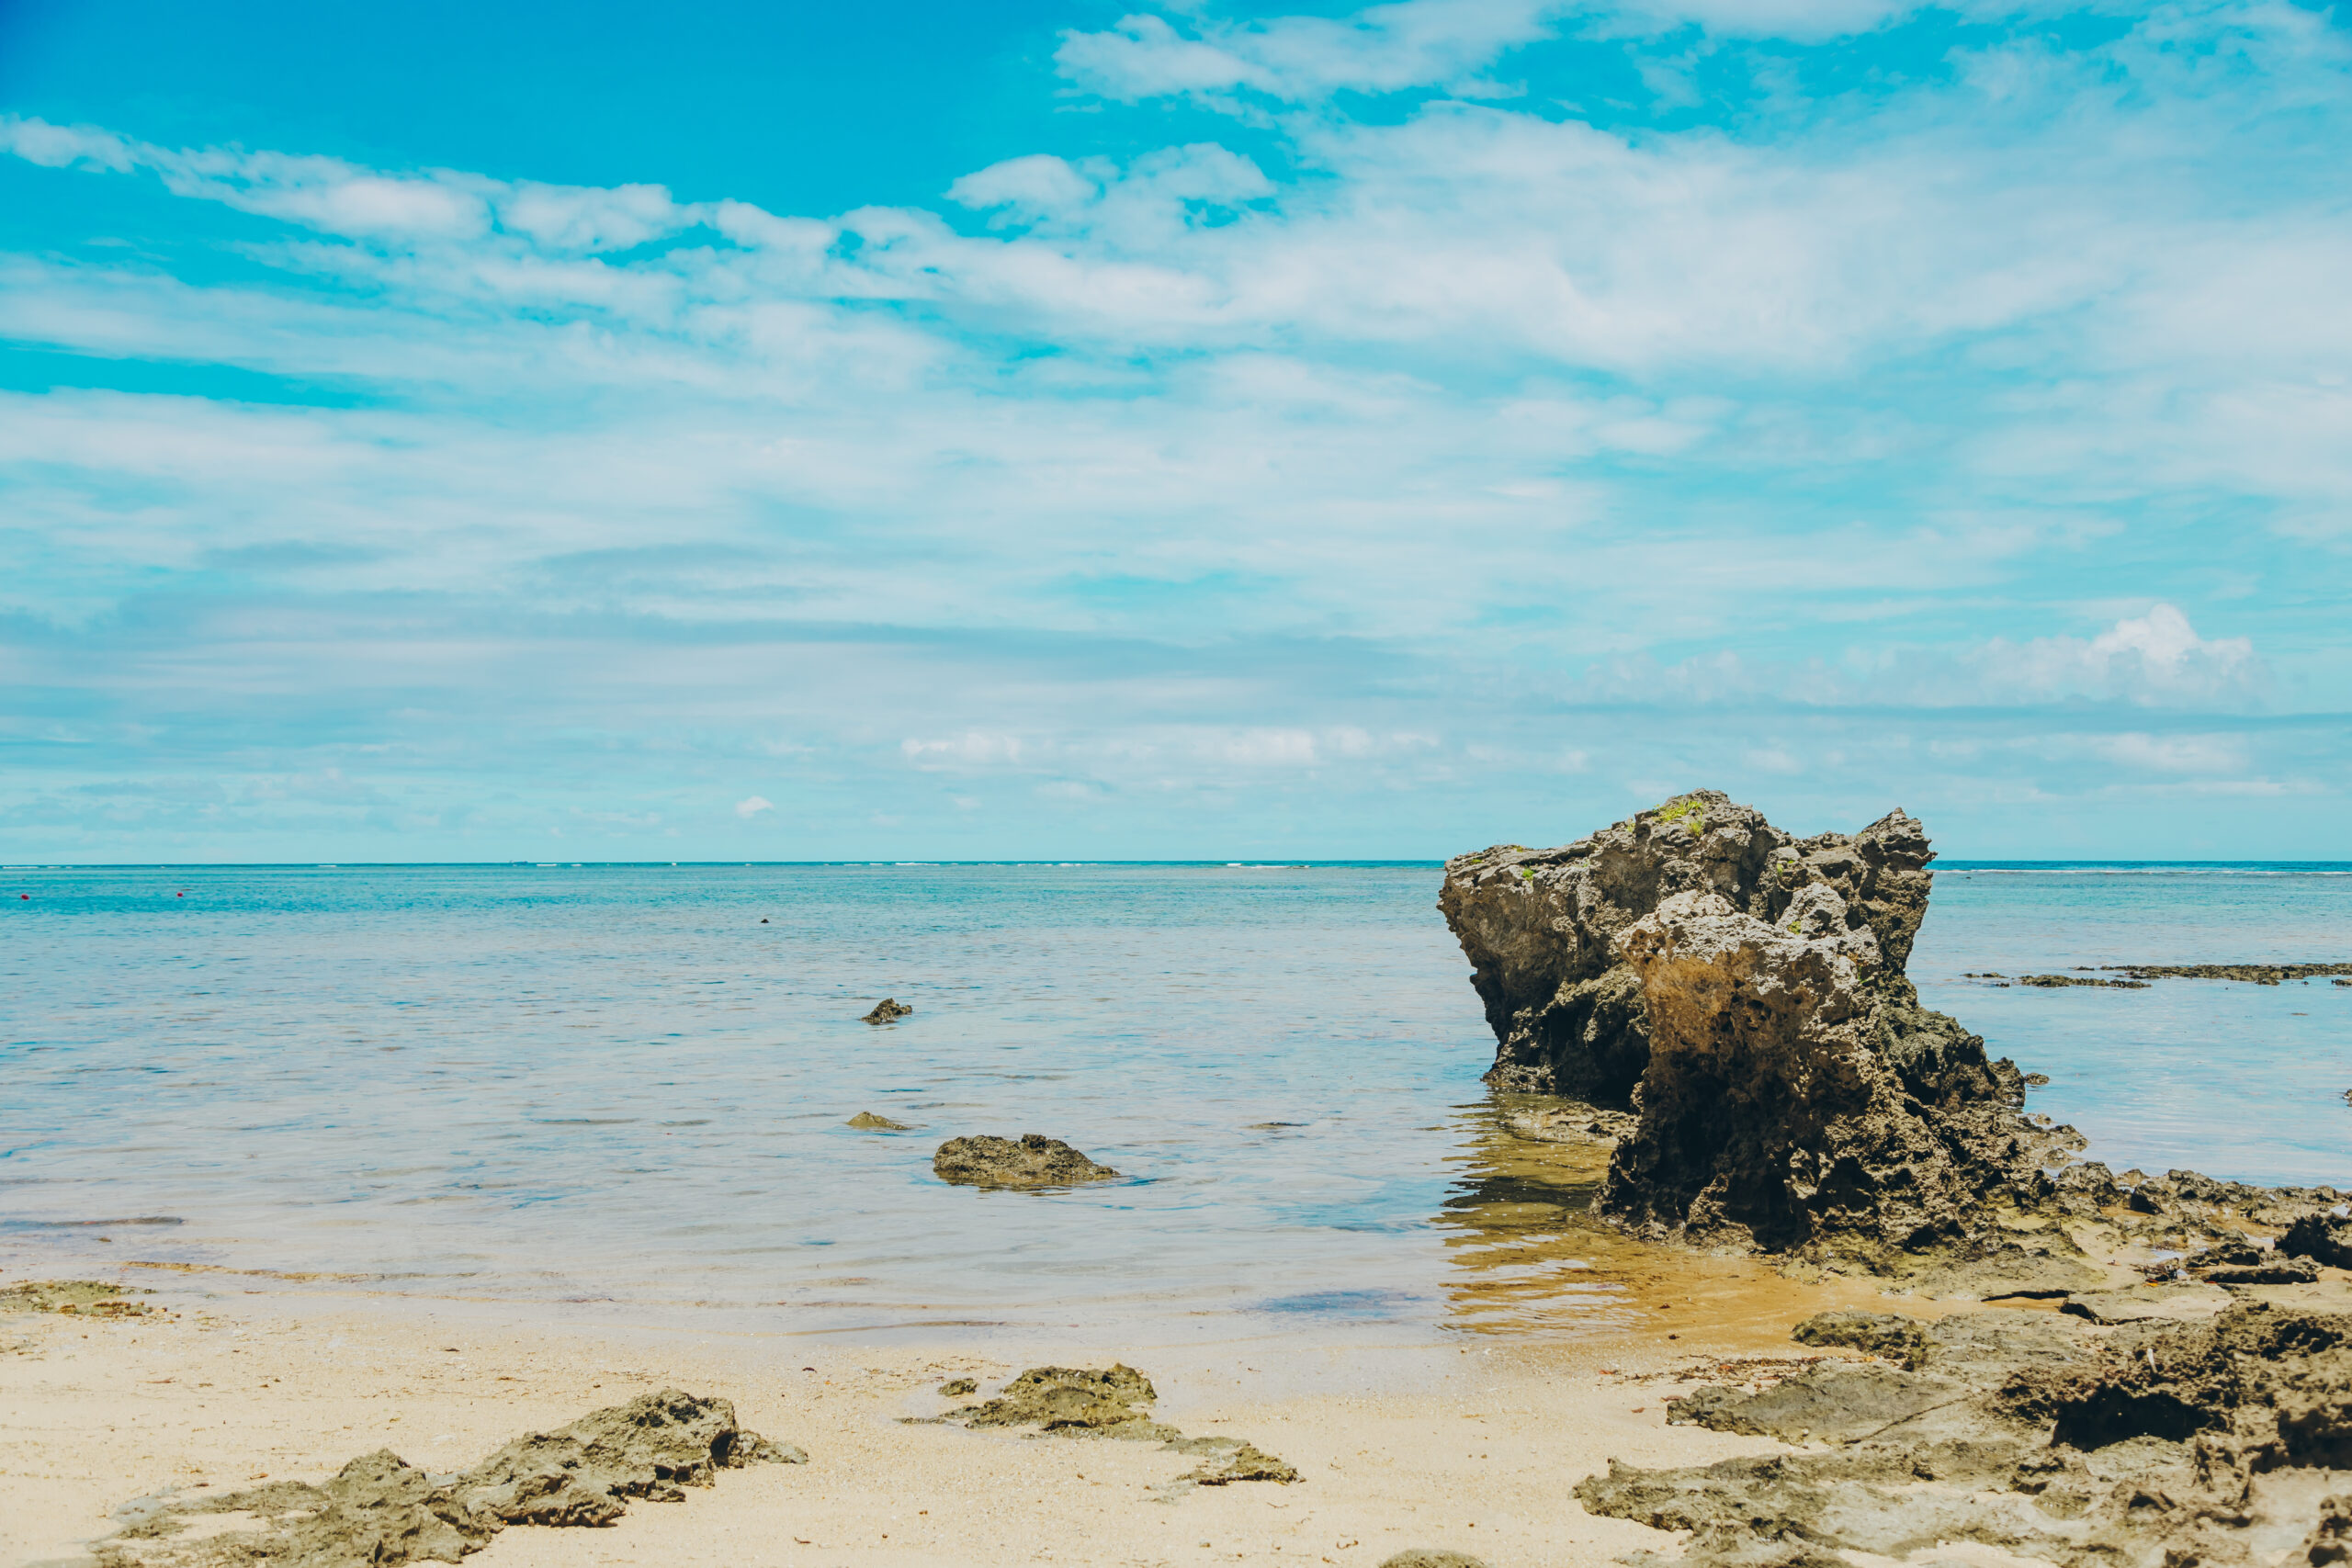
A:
[[0, 1262, 1928, 1568]]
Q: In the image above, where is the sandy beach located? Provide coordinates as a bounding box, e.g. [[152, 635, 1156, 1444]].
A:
[[3, 1244, 2023, 1568]]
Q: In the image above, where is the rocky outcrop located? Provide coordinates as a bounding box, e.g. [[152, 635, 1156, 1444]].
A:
[[1438, 792, 1933, 1102], [102, 1390, 800, 1567], [863, 998, 912, 1023], [1442, 792, 2081, 1272], [933, 1134, 1120, 1188], [1580, 1302, 2352, 1568]]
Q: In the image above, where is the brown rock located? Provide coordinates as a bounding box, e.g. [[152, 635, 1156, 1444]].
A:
[[1443, 792, 2070, 1271], [862, 998, 912, 1023], [933, 1134, 1119, 1188], [101, 1389, 800, 1567]]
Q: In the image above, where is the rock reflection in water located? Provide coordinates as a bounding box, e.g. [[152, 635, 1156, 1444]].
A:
[[1435, 1096, 1631, 1334], [1436, 1097, 1858, 1339]]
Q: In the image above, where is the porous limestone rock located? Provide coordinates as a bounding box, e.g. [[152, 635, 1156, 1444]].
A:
[[932, 1363, 1298, 1487], [933, 1133, 1120, 1188], [1442, 791, 2085, 1273], [102, 1389, 800, 1568], [1580, 1303, 2352, 1568]]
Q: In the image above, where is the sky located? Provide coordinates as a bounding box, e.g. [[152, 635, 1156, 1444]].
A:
[[0, 0, 2347, 862]]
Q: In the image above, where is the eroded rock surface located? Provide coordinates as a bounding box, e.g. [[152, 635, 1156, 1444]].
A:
[[933, 1134, 1120, 1189], [931, 1364, 1298, 1488], [1580, 1302, 2352, 1568], [862, 998, 912, 1023], [1442, 792, 2081, 1274], [2113, 963, 2352, 985], [103, 1389, 801, 1567]]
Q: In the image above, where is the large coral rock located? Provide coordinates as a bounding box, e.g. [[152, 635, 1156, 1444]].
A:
[[1441, 791, 2070, 1266]]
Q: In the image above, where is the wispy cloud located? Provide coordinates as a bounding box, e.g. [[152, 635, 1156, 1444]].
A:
[[0, 0, 2346, 857]]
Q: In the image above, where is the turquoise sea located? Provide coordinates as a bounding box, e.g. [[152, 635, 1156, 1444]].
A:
[[2, 861, 2346, 1340]]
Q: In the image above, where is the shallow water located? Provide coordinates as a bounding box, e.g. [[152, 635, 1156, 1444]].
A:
[[2, 860, 2346, 1342]]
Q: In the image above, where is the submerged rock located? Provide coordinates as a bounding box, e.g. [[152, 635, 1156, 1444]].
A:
[[2018, 973, 2150, 988], [2113, 962, 2352, 985], [933, 1364, 1298, 1488], [933, 1134, 1120, 1188], [1501, 1100, 1639, 1145], [847, 1111, 914, 1130], [862, 998, 912, 1023], [0, 1280, 153, 1316], [104, 1389, 800, 1567], [1441, 791, 2081, 1275]]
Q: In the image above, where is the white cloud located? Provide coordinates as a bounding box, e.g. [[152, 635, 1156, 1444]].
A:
[[1, 2, 2346, 857], [1973, 605, 2267, 708], [1056, 1, 1569, 104], [2086, 733, 2249, 774], [734, 795, 775, 818], [902, 733, 1027, 768]]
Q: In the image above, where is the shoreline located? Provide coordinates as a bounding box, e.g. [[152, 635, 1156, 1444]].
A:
[[3, 1261, 1817, 1568], [12, 1151, 2352, 1566]]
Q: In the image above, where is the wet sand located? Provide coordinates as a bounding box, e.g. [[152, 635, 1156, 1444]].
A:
[[0, 1251, 1973, 1568], [1, 1110, 2119, 1568]]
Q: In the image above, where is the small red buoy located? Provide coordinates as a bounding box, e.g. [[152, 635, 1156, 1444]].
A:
[[176, 892, 185, 897]]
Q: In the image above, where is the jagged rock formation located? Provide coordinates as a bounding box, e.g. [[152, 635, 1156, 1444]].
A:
[[102, 1389, 801, 1567], [863, 998, 912, 1023], [1582, 1302, 2352, 1568], [1441, 792, 2083, 1272]]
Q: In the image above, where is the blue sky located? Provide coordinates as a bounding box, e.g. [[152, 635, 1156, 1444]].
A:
[[1, 0, 2347, 861]]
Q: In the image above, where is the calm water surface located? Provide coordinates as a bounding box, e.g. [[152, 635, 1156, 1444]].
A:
[[2, 861, 2346, 1341]]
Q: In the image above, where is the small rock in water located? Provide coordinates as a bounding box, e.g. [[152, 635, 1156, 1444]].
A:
[[862, 998, 912, 1024], [2018, 973, 2149, 988], [933, 1133, 1119, 1188], [847, 1111, 913, 1130]]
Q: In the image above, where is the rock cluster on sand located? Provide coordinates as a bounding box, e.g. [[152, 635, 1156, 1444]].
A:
[[932, 1365, 1297, 1487], [1583, 1301, 2352, 1568], [933, 1134, 1120, 1188], [104, 1389, 801, 1567], [862, 998, 912, 1023], [1440, 791, 2086, 1281]]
